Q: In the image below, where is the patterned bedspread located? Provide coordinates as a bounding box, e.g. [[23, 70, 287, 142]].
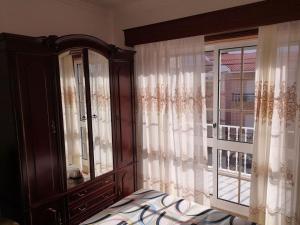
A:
[[81, 189, 255, 225]]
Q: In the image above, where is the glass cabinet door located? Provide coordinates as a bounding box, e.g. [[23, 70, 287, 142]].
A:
[[59, 48, 113, 189], [59, 51, 91, 189], [88, 50, 113, 177]]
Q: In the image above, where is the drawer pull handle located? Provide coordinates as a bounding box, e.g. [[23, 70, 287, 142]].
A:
[[77, 193, 86, 197], [77, 190, 88, 197], [78, 207, 87, 212]]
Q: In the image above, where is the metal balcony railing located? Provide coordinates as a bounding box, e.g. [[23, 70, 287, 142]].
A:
[[207, 123, 254, 143]]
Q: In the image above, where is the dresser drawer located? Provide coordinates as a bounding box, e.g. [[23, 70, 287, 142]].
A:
[[69, 197, 115, 225], [85, 187, 116, 208], [69, 185, 116, 222], [68, 174, 114, 204], [69, 202, 89, 218]]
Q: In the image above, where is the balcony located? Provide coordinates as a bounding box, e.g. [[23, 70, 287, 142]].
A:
[[207, 124, 253, 206], [207, 123, 254, 143]]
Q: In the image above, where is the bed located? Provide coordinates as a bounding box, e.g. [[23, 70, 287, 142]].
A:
[[80, 189, 256, 225]]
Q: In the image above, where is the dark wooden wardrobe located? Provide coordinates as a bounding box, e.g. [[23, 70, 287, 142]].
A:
[[0, 33, 136, 225]]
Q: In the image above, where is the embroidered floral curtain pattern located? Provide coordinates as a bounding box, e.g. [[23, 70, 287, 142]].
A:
[[250, 21, 300, 225], [135, 36, 210, 204]]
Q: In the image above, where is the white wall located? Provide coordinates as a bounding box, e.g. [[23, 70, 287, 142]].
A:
[[0, 0, 263, 48], [0, 0, 114, 44], [111, 0, 263, 48]]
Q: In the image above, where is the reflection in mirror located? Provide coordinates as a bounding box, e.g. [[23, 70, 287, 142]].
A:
[[59, 50, 91, 189], [88, 50, 113, 177]]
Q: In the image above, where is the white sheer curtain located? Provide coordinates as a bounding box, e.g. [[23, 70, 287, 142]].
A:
[[135, 36, 210, 204], [88, 50, 113, 177], [250, 21, 300, 225], [59, 53, 83, 168]]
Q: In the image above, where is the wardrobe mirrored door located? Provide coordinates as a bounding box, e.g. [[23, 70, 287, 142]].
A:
[[59, 50, 91, 189], [88, 50, 113, 177]]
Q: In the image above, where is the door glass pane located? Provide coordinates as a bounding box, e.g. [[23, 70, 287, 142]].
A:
[[207, 147, 213, 195], [243, 47, 256, 79], [206, 81, 213, 108], [220, 48, 242, 80], [219, 111, 241, 141], [218, 47, 256, 143], [205, 51, 214, 80], [218, 175, 239, 203], [240, 180, 251, 206], [219, 80, 241, 110], [217, 150, 252, 206], [205, 51, 214, 138], [241, 112, 254, 143], [59, 51, 90, 189], [218, 150, 239, 203], [242, 80, 255, 110], [240, 153, 252, 206], [88, 50, 113, 177], [207, 110, 213, 138]]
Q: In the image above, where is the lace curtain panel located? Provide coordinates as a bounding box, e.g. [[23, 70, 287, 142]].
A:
[[59, 53, 83, 169], [249, 21, 300, 225], [135, 36, 210, 205], [88, 50, 113, 176]]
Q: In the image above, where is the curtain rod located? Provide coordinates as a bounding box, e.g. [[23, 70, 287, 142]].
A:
[[204, 29, 258, 43]]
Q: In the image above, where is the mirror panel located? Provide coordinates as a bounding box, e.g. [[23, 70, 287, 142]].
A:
[[88, 50, 113, 177], [59, 51, 91, 189]]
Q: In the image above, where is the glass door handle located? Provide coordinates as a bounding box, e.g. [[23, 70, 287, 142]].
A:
[[92, 114, 97, 119]]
